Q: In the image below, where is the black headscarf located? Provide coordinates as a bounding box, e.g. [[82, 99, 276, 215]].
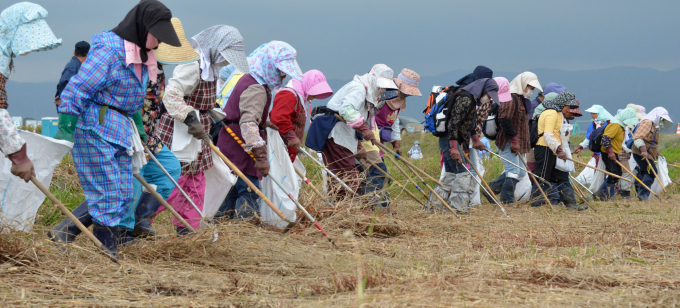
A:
[[455, 65, 493, 87], [112, 0, 174, 62]]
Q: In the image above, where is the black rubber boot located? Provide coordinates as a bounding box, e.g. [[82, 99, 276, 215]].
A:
[[47, 200, 92, 244], [127, 192, 161, 238], [563, 201, 588, 211], [92, 223, 121, 260]]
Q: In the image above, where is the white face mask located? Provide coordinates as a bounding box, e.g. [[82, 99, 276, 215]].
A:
[[523, 88, 534, 99]]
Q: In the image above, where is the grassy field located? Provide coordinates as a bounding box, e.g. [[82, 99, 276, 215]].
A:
[[2, 133, 680, 307]]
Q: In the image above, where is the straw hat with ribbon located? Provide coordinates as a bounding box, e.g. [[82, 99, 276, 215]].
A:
[[155, 17, 199, 65]]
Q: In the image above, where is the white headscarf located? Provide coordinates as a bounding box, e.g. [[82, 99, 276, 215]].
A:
[[642, 107, 672, 126], [509, 72, 543, 95], [353, 64, 397, 106]]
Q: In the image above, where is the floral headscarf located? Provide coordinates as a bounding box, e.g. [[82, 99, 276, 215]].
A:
[[247, 41, 303, 88], [532, 92, 558, 118], [610, 107, 639, 128], [0, 2, 62, 76], [354, 64, 396, 106], [543, 90, 577, 112]]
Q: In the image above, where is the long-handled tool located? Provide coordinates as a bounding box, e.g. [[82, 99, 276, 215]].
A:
[[615, 160, 660, 200], [364, 160, 425, 206], [143, 146, 204, 219], [484, 149, 550, 185], [296, 146, 359, 197], [332, 115, 443, 187], [462, 154, 509, 217], [226, 132, 335, 243], [400, 161, 460, 217], [566, 157, 632, 182], [384, 155, 431, 202], [293, 164, 334, 208], [569, 176, 592, 207], [518, 155, 553, 209], [208, 143, 297, 231], [570, 175, 594, 196], [30, 177, 119, 263], [645, 157, 670, 198], [133, 174, 196, 232]]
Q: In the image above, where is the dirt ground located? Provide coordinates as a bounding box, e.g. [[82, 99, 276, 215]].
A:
[[2, 191, 680, 307]]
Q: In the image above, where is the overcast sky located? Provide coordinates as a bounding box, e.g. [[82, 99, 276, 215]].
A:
[[5, 0, 680, 83]]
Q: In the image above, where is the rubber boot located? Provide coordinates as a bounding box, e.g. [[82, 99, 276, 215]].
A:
[[92, 223, 120, 260], [176, 226, 191, 237], [48, 200, 92, 244], [484, 173, 505, 204], [619, 190, 632, 200], [500, 177, 520, 204], [127, 192, 161, 238], [594, 181, 611, 201], [638, 174, 655, 201], [607, 184, 617, 201]]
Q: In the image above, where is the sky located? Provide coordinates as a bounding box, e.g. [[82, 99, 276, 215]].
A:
[[4, 0, 680, 83]]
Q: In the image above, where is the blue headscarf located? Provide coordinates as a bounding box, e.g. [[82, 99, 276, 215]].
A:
[[0, 2, 62, 76], [543, 82, 566, 95]]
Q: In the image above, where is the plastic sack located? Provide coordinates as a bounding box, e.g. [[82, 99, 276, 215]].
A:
[[202, 151, 236, 219], [260, 128, 298, 227], [651, 156, 671, 194], [588, 158, 607, 192], [555, 123, 575, 172], [515, 176, 532, 201], [470, 149, 485, 206], [171, 112, 202, 163], [576, 157, 597, 188], [0, 132, 73, 232]]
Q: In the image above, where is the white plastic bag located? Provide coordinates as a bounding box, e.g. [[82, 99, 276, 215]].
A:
[[588, 157, 607, 192], [576, 157, 597, 188], [555, 122, 575, 172], [470, 149, 485, 206], [171, 111, 201, 163], [202, 151, 236, 219], [651, 156, 671, 194], [0, 132, 73, 231], [515, 176, 532, 201], [260, 128, 298, 227]]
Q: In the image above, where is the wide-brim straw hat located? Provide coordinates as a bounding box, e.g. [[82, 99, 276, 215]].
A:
[[156, 18, 199, 65]]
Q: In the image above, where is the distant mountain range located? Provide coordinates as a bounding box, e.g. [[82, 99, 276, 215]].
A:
[[6, 66, 680, 134]]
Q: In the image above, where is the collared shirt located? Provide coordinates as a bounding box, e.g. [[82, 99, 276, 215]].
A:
[[632, 119, 659, 158], [496, 94, 530, 154], [58, 31, 148, 150]]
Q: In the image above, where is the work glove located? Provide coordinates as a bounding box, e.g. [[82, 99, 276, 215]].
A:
[[282, 130, 301, 149], [391, 140, 402, 156], [606, 147, 616, 161], [639, 145, 650, 160], [184, 112, 210, 143], [8, 144, 35, 182], [264, 120, 279, 131], [572, 145, 583, 158], [251, 146, 270, 177], [448, 140, 461, 161], [556, 147, 568, 161], [471, 134, 486, 151], [510, 136, 520, 154], [357, 123, 377, 146]]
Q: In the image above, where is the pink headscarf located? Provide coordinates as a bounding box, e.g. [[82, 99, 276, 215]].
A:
[[124, 32, 158, 83], [289, 69, 333, 123]]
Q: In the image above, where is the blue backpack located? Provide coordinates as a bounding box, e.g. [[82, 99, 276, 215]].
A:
[[588, 122, 609, 152], [424, 86, 460, 137]]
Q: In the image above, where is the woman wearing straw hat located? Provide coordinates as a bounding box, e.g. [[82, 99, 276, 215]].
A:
[[0, 2, 61, 183], [57, 0, 181, 257], [153, 24, 250, 235], [212, 41, 304, 222]]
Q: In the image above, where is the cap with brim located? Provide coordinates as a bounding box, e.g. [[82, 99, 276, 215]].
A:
[[376, 77, 398, 90], [307, 81, 333, 100], [569, 107, 582, 117], [662, 115, 673, 123], [585, 106, 600, 113], [149, 18, 181, 47], [528, 80, 543, 92], [155, 18, 199, 65], [487, 90, 500, 105], [221, 48, 250, 74]]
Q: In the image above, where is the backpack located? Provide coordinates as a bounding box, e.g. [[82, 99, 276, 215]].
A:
[[625, 123, 656, 150], [529, 115, 542, 148], [588, 122, 610, 152], [424, 86, 460, 137], [483, 102, 500, 140]]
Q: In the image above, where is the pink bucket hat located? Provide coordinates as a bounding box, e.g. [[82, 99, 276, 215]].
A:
[[292, 69, 333, 100], [493, 77, 511, 102], [394, 68, 422, 96]]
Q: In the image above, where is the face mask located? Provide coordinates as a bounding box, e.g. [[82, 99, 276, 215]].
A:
[[523, 88, 534, 99], [479, 95, 491, 106]]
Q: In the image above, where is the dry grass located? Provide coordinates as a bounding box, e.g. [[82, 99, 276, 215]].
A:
[[3, 134, 680, 307], [3, 194, 680, 307]]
